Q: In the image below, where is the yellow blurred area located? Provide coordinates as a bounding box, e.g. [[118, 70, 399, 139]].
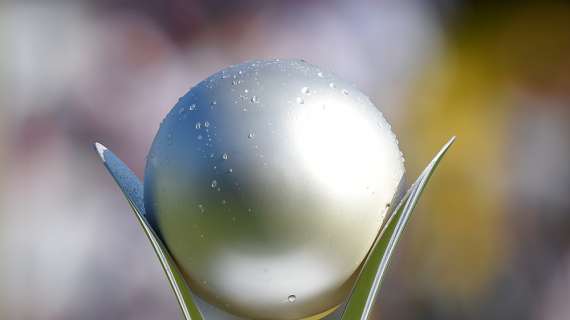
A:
[[395, 0, 570, 313]]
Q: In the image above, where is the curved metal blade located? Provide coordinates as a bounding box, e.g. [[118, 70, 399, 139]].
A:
[[94, 143, 204, 320], [340, 137, 456, 320]]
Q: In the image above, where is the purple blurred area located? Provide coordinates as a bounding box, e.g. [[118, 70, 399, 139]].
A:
[[1, 0, 569, 319]]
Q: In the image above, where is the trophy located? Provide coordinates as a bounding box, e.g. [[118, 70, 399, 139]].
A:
[[95, 59, 454, 320]]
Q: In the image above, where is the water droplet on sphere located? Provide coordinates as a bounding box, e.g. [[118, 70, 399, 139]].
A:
[[329, 82, 336, 88], [251, 96, 259, 103], [150, 156, 158, 167], [342, 89, 349, 95], [211, 180, 218, 189], [222, 153, 229, 160], [248, 132, 255, 139], [198, 204, 205, 213], [204, 121, 210, 128], [301, 87, 310, 95], [296, 97, 304, 104], [317, 71, 324, 78], [195, 122, 201, 129], [288, 295, 296, 303]]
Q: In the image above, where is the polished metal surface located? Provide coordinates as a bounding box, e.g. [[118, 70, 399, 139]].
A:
[[340, 137, 455, 320], [144, 59, 405, 319], [94, 143, 204, 320]]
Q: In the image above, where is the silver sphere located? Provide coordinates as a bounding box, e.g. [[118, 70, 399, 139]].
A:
[[144, 59, 405, 320]]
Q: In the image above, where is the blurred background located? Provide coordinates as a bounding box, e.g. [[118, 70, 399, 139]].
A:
[[1, 0, 569, 319]]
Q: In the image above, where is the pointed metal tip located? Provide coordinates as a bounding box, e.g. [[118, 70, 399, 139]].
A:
[[421, 136, 455, 174], [93, 142, 108, 162], [436, 136, 456, 158]]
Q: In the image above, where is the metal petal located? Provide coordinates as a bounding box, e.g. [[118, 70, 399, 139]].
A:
[[340, 137, 456, 320], [94, 143, 204, 320]]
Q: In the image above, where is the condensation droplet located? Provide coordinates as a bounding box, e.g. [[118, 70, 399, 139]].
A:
[[329, 82, 336, 88], [221, 199, 227, 205], [195, 122, 202, 129], [227, 168, 233, 173], [210, 180, 218, 189], [288, 295, 296, 303], [296, 97, 304, 104], [251, 96, 259, 103], [342, 89, 349, 95], [248, 132, 255, 139], [301, 87, 310, 95], [204, 121, 210, 128], [198, 204, 205, 213], [222, 153, 229, 160], [317, 71, 324, 78], [189, 104, 197, 111], [150, 156, 158, 167]]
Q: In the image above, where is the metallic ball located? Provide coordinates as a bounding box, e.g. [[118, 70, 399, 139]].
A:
[[144, 59, 405, 320]]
